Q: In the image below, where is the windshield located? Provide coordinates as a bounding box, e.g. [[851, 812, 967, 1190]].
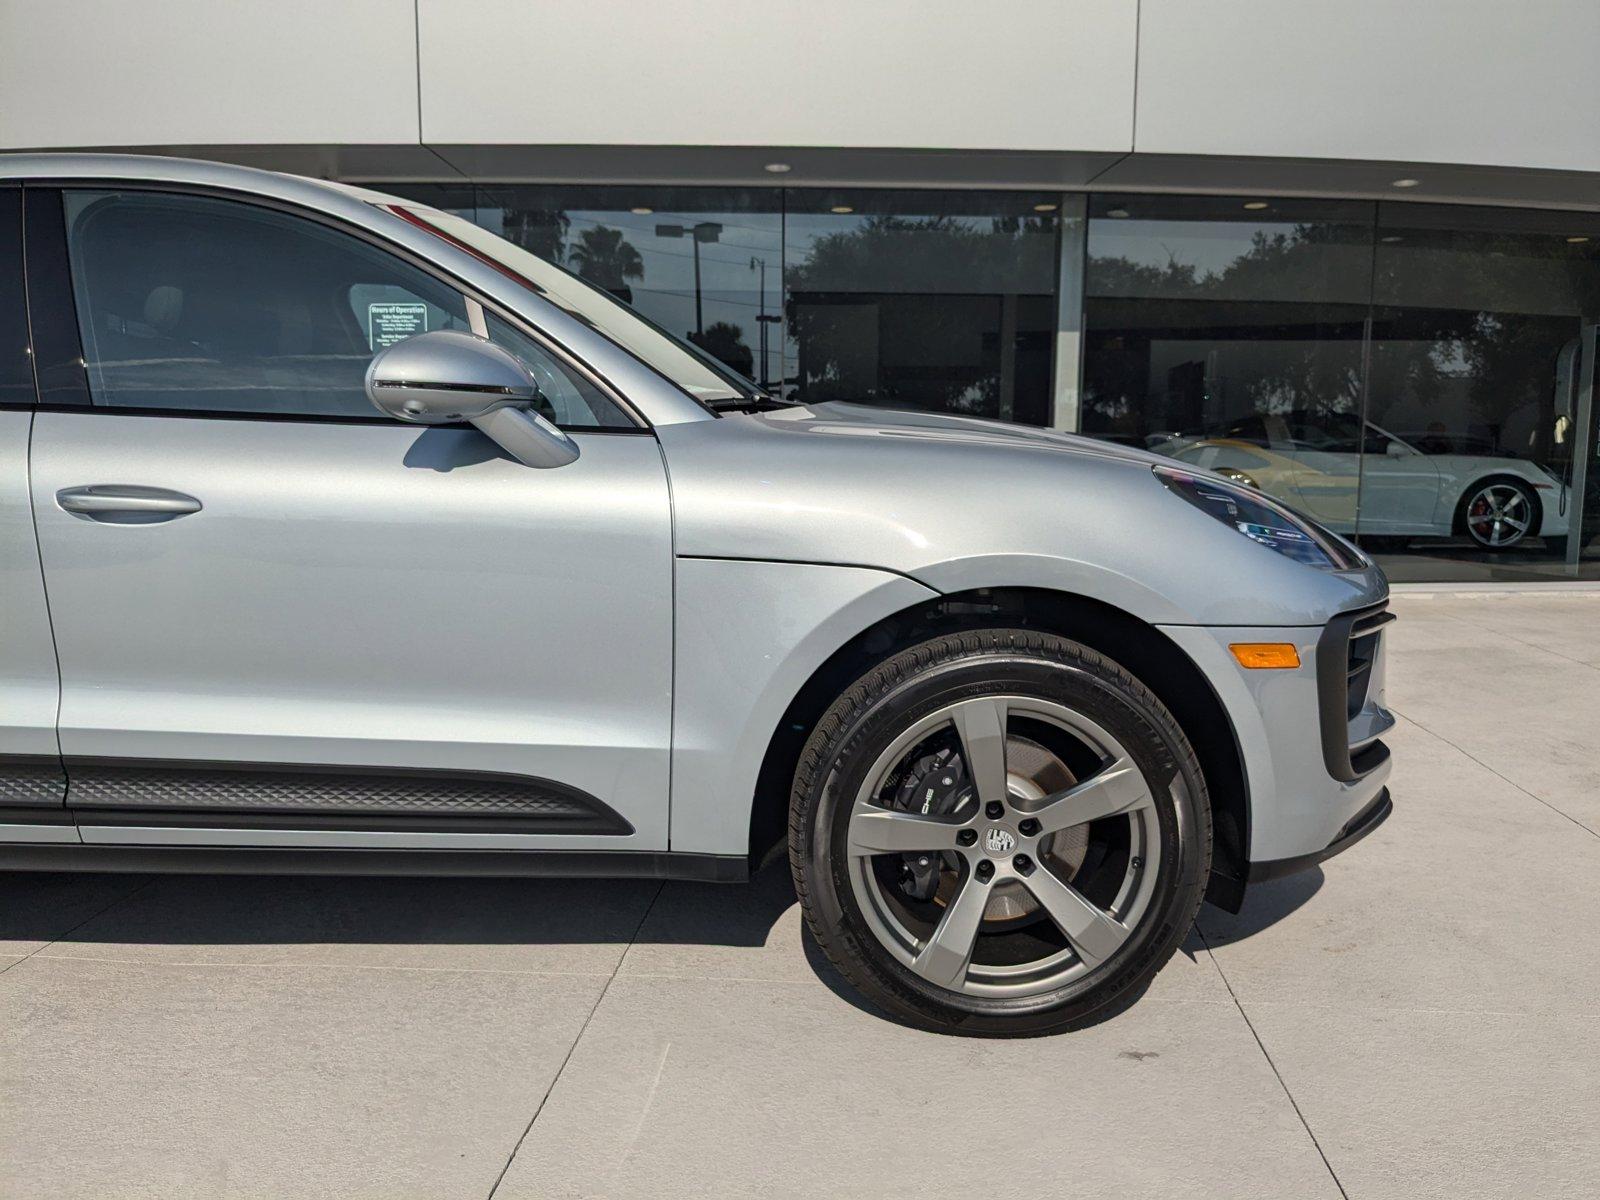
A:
[[384, 204, 762, 406]]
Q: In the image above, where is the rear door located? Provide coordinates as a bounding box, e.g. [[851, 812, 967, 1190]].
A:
[[0, 185, 70, 829], [23, 184, 673, 850]]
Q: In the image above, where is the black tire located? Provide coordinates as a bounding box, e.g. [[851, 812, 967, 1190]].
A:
[[1455, 476, 1540, 551], [789, 628, 1210, 1037]]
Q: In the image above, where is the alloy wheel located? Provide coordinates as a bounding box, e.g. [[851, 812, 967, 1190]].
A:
[[1465, 482, 1533, 548], [845, 695, 1160, 997]]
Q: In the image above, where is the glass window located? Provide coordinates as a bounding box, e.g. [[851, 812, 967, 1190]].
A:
[[472, 185, 783, 389], [784, 190, 1060, 424], [1083, 196, 1376, 531], [64, 190, 473, 418], [480, 311, 632, 429], [1365, 204, 1600, 579], [62, 190, 627, 429]]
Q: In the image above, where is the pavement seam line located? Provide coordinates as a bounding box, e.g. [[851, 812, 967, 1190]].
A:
[[1389, 707, 1600, 840], [0, 876, 155, 982], [1433, 606, 1600, 675], [484, 878, 667, 1200], [1195, 924, 1351, 1200]]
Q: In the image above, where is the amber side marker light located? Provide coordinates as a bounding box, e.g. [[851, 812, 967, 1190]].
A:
[[1229, 643, 1302, 669]]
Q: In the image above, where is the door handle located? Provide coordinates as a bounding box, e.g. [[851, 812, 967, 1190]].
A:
[[56, 485, 203, 522]]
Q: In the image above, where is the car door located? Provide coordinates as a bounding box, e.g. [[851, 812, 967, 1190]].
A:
[[1348, 424, 1444, 533], [1273, 412, 1361, 533], [23, 184, 673, 850], [0, 185, 70, 829]]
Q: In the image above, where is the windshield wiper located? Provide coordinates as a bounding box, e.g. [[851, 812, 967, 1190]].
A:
[[704, 393, 798, 414]]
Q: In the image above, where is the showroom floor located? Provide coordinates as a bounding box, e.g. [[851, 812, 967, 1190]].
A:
[[2, 592, 1597, 1199]]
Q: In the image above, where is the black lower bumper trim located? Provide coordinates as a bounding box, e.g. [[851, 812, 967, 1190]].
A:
[[1247, 789, 1392, 885], [0, 843, 749, 882]]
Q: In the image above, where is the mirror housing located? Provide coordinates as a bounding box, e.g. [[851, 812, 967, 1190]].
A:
[[365, 330, 579, 468]]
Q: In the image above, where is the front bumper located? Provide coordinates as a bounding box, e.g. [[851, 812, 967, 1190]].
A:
[[1158, 598, 1395, 875], [1248, 789, 1392, 883]]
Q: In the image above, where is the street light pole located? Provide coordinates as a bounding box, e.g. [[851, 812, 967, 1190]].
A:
[[656, 220, 723, 339], [750, 255, 768, 387]]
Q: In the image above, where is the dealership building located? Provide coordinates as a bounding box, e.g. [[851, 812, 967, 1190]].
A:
[[5, 0, 1600, 584]]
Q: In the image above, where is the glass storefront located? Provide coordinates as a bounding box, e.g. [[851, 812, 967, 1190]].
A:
[[1366, 204, 1600, 580], [1084, 195, 1600, 582], [783, 191, 1060, 423], [456, 185, 783, 388], [385, 180, 1600, 582], [1081, 195, 1375, 538]]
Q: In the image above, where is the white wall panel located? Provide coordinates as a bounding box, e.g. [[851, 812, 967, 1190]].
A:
[[1135, 0, 1600, 174], [418, 0, 1138, 152], [0, 0, 420, 148]]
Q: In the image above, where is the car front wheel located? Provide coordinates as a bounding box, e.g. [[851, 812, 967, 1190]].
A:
[[790, 628, 1210, 1036]]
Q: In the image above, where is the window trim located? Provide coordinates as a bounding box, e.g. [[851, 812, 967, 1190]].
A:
[[0, 186, 32, 409], [15, 179, 651, 434]]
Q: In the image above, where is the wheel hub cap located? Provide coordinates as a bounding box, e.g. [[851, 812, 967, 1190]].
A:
[[983, 827, 1017, 856]]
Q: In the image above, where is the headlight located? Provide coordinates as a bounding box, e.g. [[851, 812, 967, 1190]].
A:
[[1154, 465, 1362, 570]]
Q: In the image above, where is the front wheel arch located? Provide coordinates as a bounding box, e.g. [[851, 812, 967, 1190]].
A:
[[748, 588, 1252, 912]]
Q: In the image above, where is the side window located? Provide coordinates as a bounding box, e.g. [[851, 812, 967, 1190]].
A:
[[483, 312, 634, 430], [61, 191, 634, 429]]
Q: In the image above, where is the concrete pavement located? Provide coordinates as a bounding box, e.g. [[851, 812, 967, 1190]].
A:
[[2, 592, 1596, 1198]]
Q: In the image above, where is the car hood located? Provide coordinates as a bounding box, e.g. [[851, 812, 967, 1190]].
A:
[[654, 401, 1388, 627], [781, 401, 1172, 470]]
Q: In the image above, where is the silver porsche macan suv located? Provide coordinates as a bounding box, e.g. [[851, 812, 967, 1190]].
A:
[[0, 156, 1394, 1035]]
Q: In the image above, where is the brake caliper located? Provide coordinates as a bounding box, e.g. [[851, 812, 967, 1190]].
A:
[[886, 745, 968, 902]]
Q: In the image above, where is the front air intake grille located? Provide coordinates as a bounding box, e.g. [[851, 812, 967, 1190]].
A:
[[1344, 607, 1390, 720], [1316, 602, 1394, 782]]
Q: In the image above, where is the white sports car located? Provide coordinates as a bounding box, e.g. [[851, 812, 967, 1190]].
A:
[[1150, 411, 1570, 552]]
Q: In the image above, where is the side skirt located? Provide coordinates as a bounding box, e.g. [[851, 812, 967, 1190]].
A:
[[0, 842, 748, 882]]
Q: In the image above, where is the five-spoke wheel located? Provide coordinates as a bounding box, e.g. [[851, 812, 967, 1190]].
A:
[[845, 695, 1157, 995], [1461, 479, 1538, 550], [791, 628, 1209, 1036]]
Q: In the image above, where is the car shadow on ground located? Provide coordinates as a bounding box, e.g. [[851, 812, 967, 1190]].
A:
[[0, 858, 1322, 1028], [1198, 867, 1325, 948]]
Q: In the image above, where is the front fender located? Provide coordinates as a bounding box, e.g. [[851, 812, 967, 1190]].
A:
[[669, 557, 938, 856]]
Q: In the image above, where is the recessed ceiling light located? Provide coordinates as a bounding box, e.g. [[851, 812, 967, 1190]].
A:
[[1107, 207, 1130, 219], [1243, 201, 1269, 211], [829, 205, 854, 214], [1033, 202, 1059, 213], [763, 162, 792, 174], [630, 207, 653, 215], [1567, 235, 1590, 244], [1391, 178, 1421, 188]]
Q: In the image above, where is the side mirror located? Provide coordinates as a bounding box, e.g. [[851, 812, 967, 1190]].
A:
[[1385, 439, 1408, 458], [365, 329, 579, 469]]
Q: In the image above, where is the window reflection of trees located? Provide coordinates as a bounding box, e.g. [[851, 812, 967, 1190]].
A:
[[786, 213, 1055, 418], [1084, 220, 1369, 445]]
